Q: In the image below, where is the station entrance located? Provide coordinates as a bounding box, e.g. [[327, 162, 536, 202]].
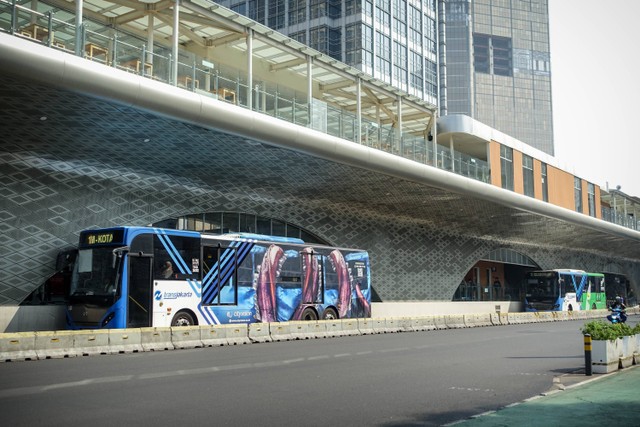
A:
[[452, 249, 539, 302]]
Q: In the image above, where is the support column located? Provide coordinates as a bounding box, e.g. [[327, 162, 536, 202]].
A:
[[449, 134, 455, 173], [247, 29, 253, 110], [75, 0, 83, 57], [307, 56, 313, 127], [147, 14, 154, 65], [356, 77, 362, 144], [172, 0, 180, 85]]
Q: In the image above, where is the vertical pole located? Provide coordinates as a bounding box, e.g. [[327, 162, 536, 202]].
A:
[[356, 77, 362, 144], [247, 29, 253, 110], [584, 334, 592, 376], [75, 0, 83, 57], [172, 0, 179, 86]]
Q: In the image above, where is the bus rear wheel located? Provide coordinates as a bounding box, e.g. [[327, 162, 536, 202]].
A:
[[322, 308, 338, 320], [171, 311, 195, 326], [301, 307, 318, 321]]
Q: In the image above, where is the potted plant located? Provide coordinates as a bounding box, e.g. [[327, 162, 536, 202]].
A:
[[581, 321, 635, 373]]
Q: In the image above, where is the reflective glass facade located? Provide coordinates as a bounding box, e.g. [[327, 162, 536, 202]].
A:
[[445, 0, 554, 155], [217, 0, 439, 105]]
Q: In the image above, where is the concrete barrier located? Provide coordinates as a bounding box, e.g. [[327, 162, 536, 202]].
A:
[[490, 313, 502, 326], [0, 332, 37, 361], [140, 327, 174, 351], [171, 326, 202, 349], [249, 322, 272, 343], [270, 322, 294, 341], [384, 318, 402, 333], [289, 321, 312, 340], [224, 324, 251, 345], [35, 330, 78, 359], [357, 317, 375, 334], [394, 317, 413, 332], [466, 313, 492, 327], [341, 319, 361, 337], [325, 320, 344, 338], [553, 311, 568, 321], [411, 316, 437, 331], [444, 314, 466, 329], [372, 317, 388, 333], [108, 328, 143, 353], [73, 329, 111, 356], [433, 315, 447, 330], [199, 324, 228, 346], [537, 311, 554, 322], [308, 321, 327, 338]]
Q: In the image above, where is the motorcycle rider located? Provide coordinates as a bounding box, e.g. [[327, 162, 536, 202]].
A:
[[607, 296, 627, 323]]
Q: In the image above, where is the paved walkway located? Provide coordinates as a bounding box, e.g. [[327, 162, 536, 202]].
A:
[[454, 365, 640, 426]]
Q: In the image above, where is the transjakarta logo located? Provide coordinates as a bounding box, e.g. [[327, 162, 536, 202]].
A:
[[163, 291, 193, 300]]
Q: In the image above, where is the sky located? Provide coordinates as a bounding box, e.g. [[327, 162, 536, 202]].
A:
[[548, 0, 640, 197]]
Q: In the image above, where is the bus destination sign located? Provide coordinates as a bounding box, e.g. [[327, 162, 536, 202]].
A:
[[81, 229, 125, 247]]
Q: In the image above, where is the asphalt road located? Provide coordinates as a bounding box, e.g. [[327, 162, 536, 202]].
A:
[[0, 319, 621, 426]]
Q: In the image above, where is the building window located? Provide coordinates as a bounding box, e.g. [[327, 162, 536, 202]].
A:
[[473, 33, 513, 77], [310, 0, 327, 18], [249, 0, 266, 24], [288, 0, 307, 25], [575, 177, 583, 213], [310, 26, 328, 54], [289, 30, 306, 45], [541, 163, 548, 202], [345, 0, 361, 15], [154, 212, 329, 245], [409, 50, 423, 92], [345, 24, 361, 66], [363, 24, 374, 69], [375, 31, 391, 83], [588, 183, 596, 217], [500, 145, 514, 191], [268, 0, 285, 29], [522, 155, 534, 197]]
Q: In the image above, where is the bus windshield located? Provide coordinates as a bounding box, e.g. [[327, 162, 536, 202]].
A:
[[526, 271, 562, 310], [70, 248, 120, 297]]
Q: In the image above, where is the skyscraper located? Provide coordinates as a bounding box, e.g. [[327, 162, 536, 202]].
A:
[[214, 0, 554, 155], [444, 0, 554, 155]]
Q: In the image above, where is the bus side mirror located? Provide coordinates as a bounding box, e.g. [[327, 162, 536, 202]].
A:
[[112, 246, 129, 268]]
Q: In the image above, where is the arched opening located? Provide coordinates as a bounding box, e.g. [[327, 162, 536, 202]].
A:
[[452, 249, 539, 302]]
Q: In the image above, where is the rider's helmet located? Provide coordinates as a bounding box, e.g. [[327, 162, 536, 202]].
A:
[[615, 296, 622, 303]]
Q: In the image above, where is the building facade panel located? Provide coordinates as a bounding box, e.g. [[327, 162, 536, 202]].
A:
[[546, 165, 575, 211]]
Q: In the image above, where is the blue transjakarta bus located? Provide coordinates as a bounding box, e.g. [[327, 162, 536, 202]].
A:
[[67, 227, 371, 329]]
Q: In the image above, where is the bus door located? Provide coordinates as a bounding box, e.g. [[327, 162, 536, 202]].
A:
[[127, 254, 153, 328]]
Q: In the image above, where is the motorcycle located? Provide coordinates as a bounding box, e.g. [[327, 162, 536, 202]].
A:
[[607, 307, 627, 324]]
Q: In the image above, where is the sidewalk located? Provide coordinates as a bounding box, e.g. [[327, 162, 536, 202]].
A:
[[455, 365, 640, 426]]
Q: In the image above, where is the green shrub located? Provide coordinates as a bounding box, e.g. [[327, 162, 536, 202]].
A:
[[581, 321, 634, 341]]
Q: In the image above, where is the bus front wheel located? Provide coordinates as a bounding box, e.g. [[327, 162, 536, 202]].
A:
[[301, 307, 318, 321], [171, 311, 195, 326]]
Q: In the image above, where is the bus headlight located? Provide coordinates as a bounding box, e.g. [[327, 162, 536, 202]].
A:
[[102, 312, 115, 327]]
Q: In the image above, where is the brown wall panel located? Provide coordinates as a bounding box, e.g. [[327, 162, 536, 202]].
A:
[[547, 165, 575, 210], [489, 140, 502, 187], [513, 150, 524, 195]]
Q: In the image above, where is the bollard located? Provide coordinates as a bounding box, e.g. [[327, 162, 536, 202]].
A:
[[584, 334, 592, 376]]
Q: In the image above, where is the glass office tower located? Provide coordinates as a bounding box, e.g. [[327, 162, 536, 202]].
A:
[[445, 0, 554, 155], [214, 0, 554, 155], [214, 0, 439, 106]]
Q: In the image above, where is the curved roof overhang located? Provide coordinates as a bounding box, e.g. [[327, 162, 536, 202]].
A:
[[1, 33, 640, 262]]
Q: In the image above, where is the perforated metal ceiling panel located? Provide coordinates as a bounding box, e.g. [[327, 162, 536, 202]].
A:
[[1, 71, 639, 304]]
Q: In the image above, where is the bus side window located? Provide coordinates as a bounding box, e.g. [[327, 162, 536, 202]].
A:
[[153, 235, 199, 280]]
